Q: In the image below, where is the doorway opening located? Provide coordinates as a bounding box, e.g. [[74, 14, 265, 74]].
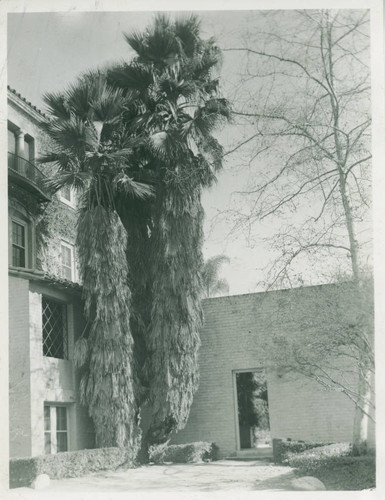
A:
[[235, 370, 271, 449]]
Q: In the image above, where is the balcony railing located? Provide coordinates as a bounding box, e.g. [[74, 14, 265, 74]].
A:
[[8, 152, 51, 202]]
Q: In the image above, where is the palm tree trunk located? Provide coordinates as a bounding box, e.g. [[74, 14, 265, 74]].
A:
[[76, 205, 141, 455], [145, 180, 204, 447], [116, 196, 153, 404]]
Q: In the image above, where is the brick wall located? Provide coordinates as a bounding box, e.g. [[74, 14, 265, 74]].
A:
[[171, 283, 373, 457]]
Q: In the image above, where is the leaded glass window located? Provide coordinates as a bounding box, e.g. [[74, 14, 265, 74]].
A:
[[42, 297, 68, 359]]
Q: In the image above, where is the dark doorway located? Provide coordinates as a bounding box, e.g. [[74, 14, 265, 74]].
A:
[[236, 371, 271, 449]]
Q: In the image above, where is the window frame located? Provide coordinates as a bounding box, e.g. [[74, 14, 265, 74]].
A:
[[23, 134, 35, 162], [8, 128, 16, 154], [44, 404, 69, 454], [60, 241, 76, 282], [58, 186, 76, 208], [10, 218, 28, 268], [42, 296, 69, 360]]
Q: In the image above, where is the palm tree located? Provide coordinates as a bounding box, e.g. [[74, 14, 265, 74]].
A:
[[108, 15, 231, 449], [39, 71, 152, 455], [40, 15, 230, 459], [202, 255, 230, 297]]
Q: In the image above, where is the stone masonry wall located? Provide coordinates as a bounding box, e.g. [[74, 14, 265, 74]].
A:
[[8, 93, 79, 282]]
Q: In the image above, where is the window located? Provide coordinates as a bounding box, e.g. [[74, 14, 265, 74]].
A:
[[59, 186, 75, 207], [23, 135, 35, 162], [44, 406, 51, 454], [60, 242, 75, 281], [11, 220, 26, 267], [8, 129, 16, 154], [44, 405, 68, 454], [60, 185, 72, 202], [42, 297, 68, 359]]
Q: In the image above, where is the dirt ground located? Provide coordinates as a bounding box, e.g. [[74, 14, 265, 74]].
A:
[[7, 459, 302, 498]]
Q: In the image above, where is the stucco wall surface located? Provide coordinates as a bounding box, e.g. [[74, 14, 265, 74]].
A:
[[8, 92, 91, 457], [9, 276, 32, 458]]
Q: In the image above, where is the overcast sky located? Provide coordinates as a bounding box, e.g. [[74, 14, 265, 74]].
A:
[[6, 8, 376, 295], [7, 10, 277, 295]]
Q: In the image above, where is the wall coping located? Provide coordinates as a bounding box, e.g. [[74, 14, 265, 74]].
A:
[[8, 86, 48, 122], [202, 280, 358, 304], [9, 267, 81, 295]]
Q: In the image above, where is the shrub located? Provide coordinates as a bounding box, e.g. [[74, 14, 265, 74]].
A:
[[285, 443, 375, 490], [273, 438, 331, 464], [285, 442, 352, 472], [149, 442, 219, 464], [317, 456, 375, 490], [10, 447, 131, 489]]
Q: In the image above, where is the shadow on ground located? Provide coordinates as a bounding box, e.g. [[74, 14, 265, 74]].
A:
[[252, 470, 297, 490], [11, 460, 302, 493]]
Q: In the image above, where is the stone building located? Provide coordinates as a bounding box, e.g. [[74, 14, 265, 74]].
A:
[[8, 87, 374, 460], [8, 87, 94, 458]]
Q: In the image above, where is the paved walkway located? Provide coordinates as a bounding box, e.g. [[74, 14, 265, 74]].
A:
[[9, 460, 299, 497]]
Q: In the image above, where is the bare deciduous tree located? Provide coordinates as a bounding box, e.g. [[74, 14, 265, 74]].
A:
[[263, 280, 374, 429], [223, 9, 372, 453]]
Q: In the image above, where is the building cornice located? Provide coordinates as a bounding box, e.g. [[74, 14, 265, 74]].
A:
[[7, 86, 48, 124], [9, 267, 82, 295]]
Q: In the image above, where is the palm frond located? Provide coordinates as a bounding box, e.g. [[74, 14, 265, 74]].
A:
[[201, 135, 224, 172], [191, 110, 219, 140], [190, 39, 222, 80], [89, 85, 125, 123], [202, 255, 230, 297], [174, 15, 201, 58], [123, 31, 147, 58], [190, 99, 230, 147], [211, 278, 230, 297], [37, 151, 73, 168], [191, 154, 218, 188], [84, 146, 136, 167], [74, 337, 89, 368], [202, 78, 219, 96], [64, 80, 92, 120], [112, 172, 154, 199], [44, 115, 88, 152], [146, 16, 179, 64], [108, 62, 154, 96], [157, 73, 198, 103], [125, 16, 179, 66], [44, 171, 90, 192], [43, 92, 71, 120], [204, 98, 232, 120], [84, 123, 101, 150], [149, 128, 188, 164]]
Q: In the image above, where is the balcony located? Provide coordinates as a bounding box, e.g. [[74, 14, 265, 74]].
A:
[[8, 152, 51, 202]]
